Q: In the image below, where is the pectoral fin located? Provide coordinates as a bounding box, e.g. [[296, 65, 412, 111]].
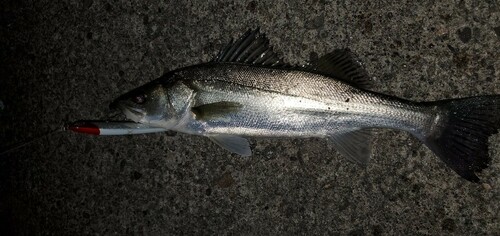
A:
[[209, 134, 252, 156], [191, 101, 243, 120], [328, 129, 372, 165]]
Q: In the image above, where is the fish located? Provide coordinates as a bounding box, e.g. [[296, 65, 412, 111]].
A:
[[110, 29, 500, 182]]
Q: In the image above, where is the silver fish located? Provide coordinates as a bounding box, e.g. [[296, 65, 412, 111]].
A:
[[111, 29, 500, 182]]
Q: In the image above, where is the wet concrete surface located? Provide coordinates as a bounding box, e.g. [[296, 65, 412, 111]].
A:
[[1, 0, 499, 235]]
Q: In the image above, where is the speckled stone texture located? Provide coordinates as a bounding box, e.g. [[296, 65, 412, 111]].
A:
[[1, 0, 499, 235]]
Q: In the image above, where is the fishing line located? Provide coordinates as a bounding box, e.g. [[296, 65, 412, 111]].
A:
[[0, 111, 126, 156], [0, 125, 67, 156]]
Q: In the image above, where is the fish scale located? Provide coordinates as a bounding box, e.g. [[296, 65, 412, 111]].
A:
[[180, 63, 433, 135]]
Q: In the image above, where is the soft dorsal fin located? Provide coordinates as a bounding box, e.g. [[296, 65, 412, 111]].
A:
[[308, 49, 373, 90], [212, 28, 284, 66]]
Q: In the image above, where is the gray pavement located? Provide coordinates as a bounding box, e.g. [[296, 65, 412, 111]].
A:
[[1, 0, 499, 235]]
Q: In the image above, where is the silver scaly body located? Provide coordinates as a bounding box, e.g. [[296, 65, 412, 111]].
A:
[[167, 63, 439, 139], [111, 29, 500, 182]]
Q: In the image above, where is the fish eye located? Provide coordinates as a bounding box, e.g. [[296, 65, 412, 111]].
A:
[[132, 94, 147, 104]]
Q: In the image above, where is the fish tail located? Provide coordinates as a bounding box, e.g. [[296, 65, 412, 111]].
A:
[[422, 95, 500, 182]]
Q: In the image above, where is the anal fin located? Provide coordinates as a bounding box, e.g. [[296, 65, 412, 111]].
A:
[[209, 134, 252, 156], [328, 129, 373, 165]]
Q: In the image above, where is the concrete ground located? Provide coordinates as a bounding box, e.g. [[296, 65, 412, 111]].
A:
[[1, 0, 499, 235]]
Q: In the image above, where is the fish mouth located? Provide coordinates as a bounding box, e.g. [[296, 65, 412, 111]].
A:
[[113, 102, 145, 123]]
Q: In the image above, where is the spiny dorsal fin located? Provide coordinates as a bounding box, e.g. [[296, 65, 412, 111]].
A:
[[308, 49, 373, 90], [213, 28, 284, 66], [191, 101, 243, 120]]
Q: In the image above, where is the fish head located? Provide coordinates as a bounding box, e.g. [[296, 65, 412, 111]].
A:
[[110, 81, 171, 125], [110, 78, 195, 129]]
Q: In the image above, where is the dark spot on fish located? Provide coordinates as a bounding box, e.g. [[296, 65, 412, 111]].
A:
[[327, 107, 331, 110], [345, 98, 350, 102], [131, 171, 142, 180], [118, 70, 124, 77], [263, 205, 269, 210], [86, 31, 93, 40], [493, 26, 500, 38], [457, 27, 472, 43], [205, 188, 212, 196], [346, 108, 349, 110]]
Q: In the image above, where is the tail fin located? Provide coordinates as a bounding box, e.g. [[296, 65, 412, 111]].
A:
[[424, 95, 500, 182]]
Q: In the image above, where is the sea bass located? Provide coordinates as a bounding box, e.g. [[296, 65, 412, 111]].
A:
[[110, 29, 500, 182]]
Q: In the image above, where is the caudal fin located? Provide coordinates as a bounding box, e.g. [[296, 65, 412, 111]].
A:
[[424, 95, 500, 182]]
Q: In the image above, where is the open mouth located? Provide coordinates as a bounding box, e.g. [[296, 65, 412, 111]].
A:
[[117, 103, 145, 123]]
